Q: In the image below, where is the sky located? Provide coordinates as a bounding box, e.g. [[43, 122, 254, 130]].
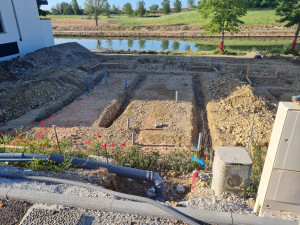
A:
[[42, 0, 190, 10]]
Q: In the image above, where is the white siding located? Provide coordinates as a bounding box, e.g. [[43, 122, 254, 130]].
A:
[[0, 0, 54, 61]]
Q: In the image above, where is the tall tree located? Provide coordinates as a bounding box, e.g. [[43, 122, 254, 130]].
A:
[[72, 0, 80, 15], [111, 4, 118, 14], [197, 0, 247, 52], [136, 1, 146, 17], [149, 4, 159, 13], [174, 0, 182, 12], [84, 0, 108, 26], [161, 0, 171, 14], [123, 2, 133, 16], [276, 0, 300, 50], [187, 0, 195, 9]]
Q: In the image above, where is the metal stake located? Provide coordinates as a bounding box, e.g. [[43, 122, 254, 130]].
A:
[[175, 91, 178, 103], [132, 131, 135, 145], [127, 117, 130, 129]]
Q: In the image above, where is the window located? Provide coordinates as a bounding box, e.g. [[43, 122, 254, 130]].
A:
[[0, 12, 4, 33]]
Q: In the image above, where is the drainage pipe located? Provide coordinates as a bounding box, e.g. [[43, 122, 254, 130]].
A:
[[49, 153, 164, 202], [0, 153, 49, 162], [0, 174, 202, 225]]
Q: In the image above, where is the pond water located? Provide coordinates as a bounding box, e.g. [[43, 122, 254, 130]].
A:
[[54, 37, 298, 53]]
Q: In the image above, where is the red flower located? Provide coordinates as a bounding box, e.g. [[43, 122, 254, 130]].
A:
[[8, 144, 10, 146], [261, 145, 264, 148], [252, 161, 255, 165], [152, 151, 155, 154], [2, 140, 5, 143], [12, 148, 15, 151], [111, 143, 115, 147], [103, 142, 107, 148], [122, 142, 126, 146], [43, 143, 46, 145], [0, 132, 1, 134], [15, 136, 18, 138], [98, 135, 102, 138], [30, 139, 33, 142], [38, 147, 41, 149], [8, 133, 10, 135], [55, 147, 58, 150], [205, 154, 208, 157]]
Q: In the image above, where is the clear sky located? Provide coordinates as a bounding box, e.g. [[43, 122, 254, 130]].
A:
[[42, 0, 190, 10]]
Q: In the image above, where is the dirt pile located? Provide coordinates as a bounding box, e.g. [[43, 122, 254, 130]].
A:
[[206, 84, 275, 149], [0, 43, 100, 122]]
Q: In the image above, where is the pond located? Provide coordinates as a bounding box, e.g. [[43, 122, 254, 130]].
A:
[[54, 37, 299, 53]]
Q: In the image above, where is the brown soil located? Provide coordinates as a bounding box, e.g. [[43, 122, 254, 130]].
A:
[[51, 18, 296, 38]]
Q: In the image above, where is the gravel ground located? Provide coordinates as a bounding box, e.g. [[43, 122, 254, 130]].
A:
[[21, 204, 187, 225]]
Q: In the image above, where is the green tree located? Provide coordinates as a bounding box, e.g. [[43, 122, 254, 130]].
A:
[[38, 5, 48, 16], [128, 40, 134, 48], [136, 1, 146, 17], [276, 0, 300, 50], [247, 0, 278, 8], [61, 2, 73, 14], [172, 41, 180, 50], [84, 0, 108, 26], [72, 0, 80, 14], [123, 2, 133, 16], [161, 0, 171, 14], [174, 0, 182, 12], [197, 0, 247, 52], [111, 4, 118, 14], [161, 40, 169, 50], [139, 40, 146, 49], [149, 4, 159, 13], [187, 0, 195, 9]]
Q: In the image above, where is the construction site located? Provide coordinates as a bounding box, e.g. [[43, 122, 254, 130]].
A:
[[1, 43, 300, 224]]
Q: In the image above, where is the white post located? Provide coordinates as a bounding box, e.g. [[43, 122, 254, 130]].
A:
[[197, 132, 202, 150], [127, 117, 130, 129], [132, 131, 135, 145], [175, 91, 178, 103]]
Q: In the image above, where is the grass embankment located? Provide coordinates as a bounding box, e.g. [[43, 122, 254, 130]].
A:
[[45, 9, 282, 27]]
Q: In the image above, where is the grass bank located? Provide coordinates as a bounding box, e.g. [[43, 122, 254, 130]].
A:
[[45, 9, 282, 27]]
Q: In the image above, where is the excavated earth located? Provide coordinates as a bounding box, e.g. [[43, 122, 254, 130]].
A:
[[51, 18, 297, 38], [1, 43, 300, 154]]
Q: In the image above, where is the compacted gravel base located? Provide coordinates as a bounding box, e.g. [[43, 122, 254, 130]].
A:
[[20, 204, 188, 225], [0, 200, 32, 225]]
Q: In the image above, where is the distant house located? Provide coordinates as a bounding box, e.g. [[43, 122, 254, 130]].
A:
[[0, 0, 54, 61]]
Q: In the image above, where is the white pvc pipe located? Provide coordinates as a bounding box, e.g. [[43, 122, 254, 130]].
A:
[[132, 131, 135, 145], [127, 117, 130, 129], [175, 91, 178, 103], [197, 132, 202, 150]]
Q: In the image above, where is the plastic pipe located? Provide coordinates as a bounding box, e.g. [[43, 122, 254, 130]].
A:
[[175, 91, 178, 103], [0, 175, 201, 225], [131, 131, 135, 145], [127, 117, 130, 129], [49, 153, 164, 202], [0, 153, 49, 162], [191, 158, 205, 168], [197, 132, 202, 150]]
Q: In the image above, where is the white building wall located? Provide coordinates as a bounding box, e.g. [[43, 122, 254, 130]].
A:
[[0, 0, 54, 61], [0, 0, 21, 60]]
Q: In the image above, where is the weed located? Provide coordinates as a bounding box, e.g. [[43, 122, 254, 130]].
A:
[[247, 141, 267, 198]]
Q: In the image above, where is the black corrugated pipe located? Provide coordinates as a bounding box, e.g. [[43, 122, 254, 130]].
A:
[[49, 153, 165, 202], [0, 153, 49, 162]]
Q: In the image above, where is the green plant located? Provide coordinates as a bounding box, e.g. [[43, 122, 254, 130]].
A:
[[247, 141, 267, 198]]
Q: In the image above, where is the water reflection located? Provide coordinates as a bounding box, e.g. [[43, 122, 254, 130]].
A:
[[54, 37, 299, 52]]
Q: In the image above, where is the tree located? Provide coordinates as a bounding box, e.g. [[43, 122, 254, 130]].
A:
[[84, 0, 108, 26], [61, 2, 73, 14], [197, 0, 247, 52], [123, 2, 133, 16], [38, 5, 48, 16], [161, 40, 169, 50], [111, 4, 118, 14], [172, 41, 180, 50], [174, 0, 182, 12], [72, 0, 80, 14], [149, 4, 159, 13], [276, 0, 300, 50], [136, 1, 146, 17], [161, 0, 171, 14], [187, 0, 195, 9], [247, 0, 278, 8]]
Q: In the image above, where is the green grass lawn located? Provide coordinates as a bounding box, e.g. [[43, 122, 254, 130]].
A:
[[44, 9, 283, 27]]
